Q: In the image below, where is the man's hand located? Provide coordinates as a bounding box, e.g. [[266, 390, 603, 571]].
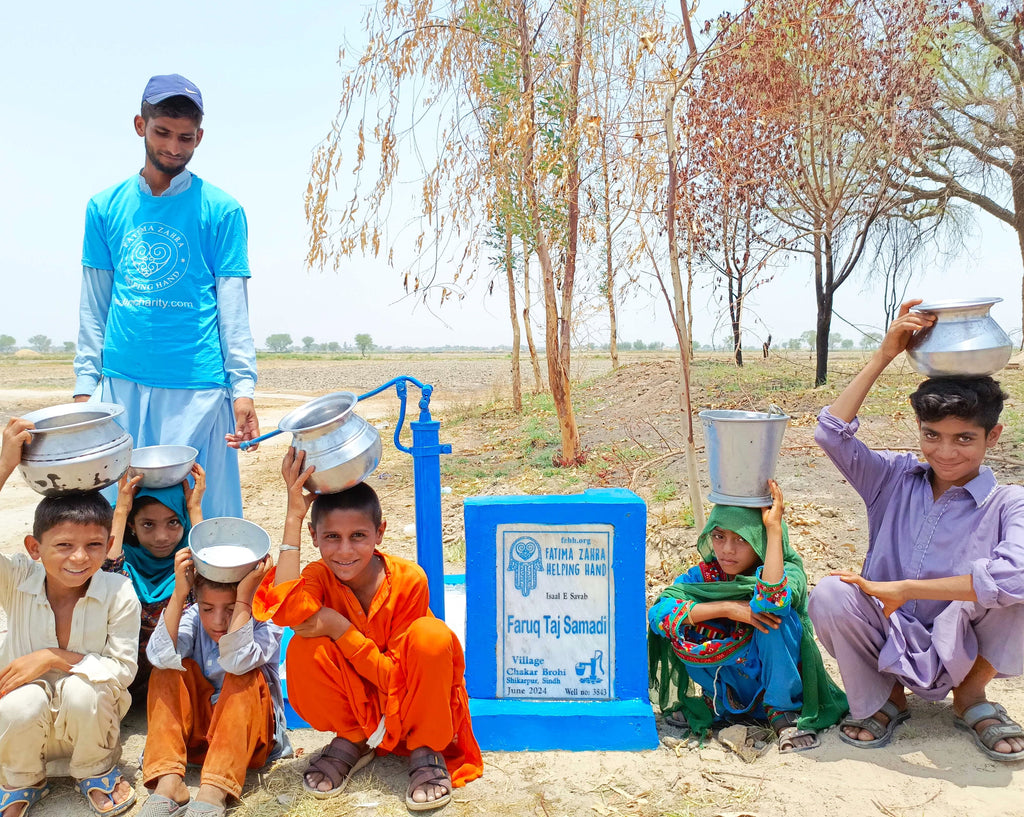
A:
[[291, 607, 351, 641], [72, 394, 90, 403], [226, 397, 260, 450], [0, 418, 34, 475], [0, 650, 60, 697], [834, 571, 908, 617]]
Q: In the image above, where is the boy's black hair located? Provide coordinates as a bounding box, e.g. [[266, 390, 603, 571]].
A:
[[33, 491, 114, 539], [310, 481, 383, 530], [909, 376, 1008, 433], [141, 96, 203, 127], [194, 572, 239, 596]]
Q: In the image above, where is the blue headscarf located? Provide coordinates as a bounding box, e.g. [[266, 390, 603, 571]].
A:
[[120, 485, 191, 605]]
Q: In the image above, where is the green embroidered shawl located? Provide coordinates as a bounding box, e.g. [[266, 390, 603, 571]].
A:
[[648, 504, 848, 734]]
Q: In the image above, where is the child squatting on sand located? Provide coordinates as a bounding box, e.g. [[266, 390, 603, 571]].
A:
[[809, 299, 1024, 760], [104, 467, 205, 693], [649, 480, 848, 751], [0, 417, 141, 817], [139, 547, 291, 817], [252, 448, 483, 811]]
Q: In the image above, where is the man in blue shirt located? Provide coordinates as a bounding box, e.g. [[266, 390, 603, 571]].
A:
[[75, 74, 259, 518]]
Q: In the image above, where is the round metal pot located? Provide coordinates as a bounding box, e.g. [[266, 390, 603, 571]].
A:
[[189, 517, 271, 583], [19, 402, 133, 496], [129, 445, 198, 489], [278, 392, 382, 494], [699, 409, 789, 507], [907, 298, 1013, 377]]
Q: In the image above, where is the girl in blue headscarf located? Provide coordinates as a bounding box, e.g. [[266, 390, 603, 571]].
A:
[[103, 464, 205, 689]]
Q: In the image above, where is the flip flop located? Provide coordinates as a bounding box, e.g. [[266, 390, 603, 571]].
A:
[[954, 701, 1024, 762], [837, 700, 910, 749], [76, 768, 136, 817], [138, 794, 190, 817], [0, 781, 50, 817], [770, 710, 820, 753], [406, 748, 453, 812], [302, 737, 374, 799]]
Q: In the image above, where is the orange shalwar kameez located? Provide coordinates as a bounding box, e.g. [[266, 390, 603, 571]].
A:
[[252, 551, 482, 787]]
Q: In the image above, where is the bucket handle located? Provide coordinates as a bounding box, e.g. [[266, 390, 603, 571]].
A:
[[767, 403, 786, 417]]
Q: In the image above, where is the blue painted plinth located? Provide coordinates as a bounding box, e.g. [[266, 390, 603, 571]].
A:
[[469, 698, 658, 751]]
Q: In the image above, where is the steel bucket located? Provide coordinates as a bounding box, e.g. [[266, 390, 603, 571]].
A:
[[699, 408, 789, 507]]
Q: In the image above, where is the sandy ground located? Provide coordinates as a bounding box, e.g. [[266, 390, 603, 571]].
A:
[[1, 354, 1023, 817]]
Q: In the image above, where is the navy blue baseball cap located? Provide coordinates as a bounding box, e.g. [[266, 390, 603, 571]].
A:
[[142, 74, 204, 112]]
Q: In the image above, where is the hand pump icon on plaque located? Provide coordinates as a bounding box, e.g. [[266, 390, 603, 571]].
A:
[[576, 650, 605, 684]]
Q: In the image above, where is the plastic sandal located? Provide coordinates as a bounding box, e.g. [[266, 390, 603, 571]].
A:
[[302, 737, 374, 799], [837, 700, 910, 749], [0, 782, 50, 817], [76, 768, 136, 817], [955, 701, 1024, 762]]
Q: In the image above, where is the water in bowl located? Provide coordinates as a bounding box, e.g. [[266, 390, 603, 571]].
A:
[[195, 544, 258, 567]]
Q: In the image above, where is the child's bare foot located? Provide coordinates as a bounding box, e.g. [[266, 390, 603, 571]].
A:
[[406, 747, 452, 811], [0, 781, 48, 817], [152, 773, 191, 807]]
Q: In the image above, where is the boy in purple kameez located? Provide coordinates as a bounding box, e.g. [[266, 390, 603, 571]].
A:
[[809, 299, 1024, 761]]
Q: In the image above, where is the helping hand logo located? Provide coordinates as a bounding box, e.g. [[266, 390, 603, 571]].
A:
[[120, 222, 189, 292], [507, 536, 542, 598]]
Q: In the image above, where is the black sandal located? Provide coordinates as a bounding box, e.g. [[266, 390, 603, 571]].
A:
[[406, 747, 452, 812]]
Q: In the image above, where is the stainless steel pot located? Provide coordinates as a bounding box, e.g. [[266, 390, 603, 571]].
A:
[[278, 392, 382, 494], [907, 298, 1013, 377], [700, 408, 789, 507], [19, 402, 133, 496], [189, 517, 271, 583]]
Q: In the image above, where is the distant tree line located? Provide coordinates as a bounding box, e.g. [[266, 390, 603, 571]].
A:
[[0, 335, 76, 354]]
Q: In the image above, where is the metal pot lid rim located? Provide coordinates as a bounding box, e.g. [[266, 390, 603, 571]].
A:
[[278, 391, 359, 433], [911, 297, 1002, 312], [22, 402, 125, 431]]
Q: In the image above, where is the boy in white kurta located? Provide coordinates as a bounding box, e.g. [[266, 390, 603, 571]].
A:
[[0, 418, 141, 817]]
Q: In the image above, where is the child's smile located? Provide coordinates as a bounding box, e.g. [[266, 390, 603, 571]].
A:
[[310, 508, 385, 586]]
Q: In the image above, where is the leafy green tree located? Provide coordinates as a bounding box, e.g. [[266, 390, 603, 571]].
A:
[[63, 341, 76, 353], [800, 330, 817, 351], [841, 338, 854, 350], [324, 341, 341, 353], [302, 336, 315, 352], [28, 335, 51, 353], [0, 334, 15, 353], [265, 334, 292, 353], [355, 334, 374, 357], [786, 337, 802, 350], [860, 333, 882, 351]]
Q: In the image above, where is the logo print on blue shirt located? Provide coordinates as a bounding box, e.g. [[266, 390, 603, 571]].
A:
[[120, 222, 190, 292]]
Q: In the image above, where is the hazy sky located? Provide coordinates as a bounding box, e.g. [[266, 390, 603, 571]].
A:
[[3, 0, 1021, 356]]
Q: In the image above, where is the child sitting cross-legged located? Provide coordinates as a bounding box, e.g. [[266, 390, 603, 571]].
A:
[[649, 480, 848, 751], [0, 418, 140, 817], [252, 448, 483, 811], [140, 548, 291, 817]]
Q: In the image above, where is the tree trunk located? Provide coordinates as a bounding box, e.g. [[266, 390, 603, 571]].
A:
[[516, 0, 582, 465], [813, 228, 835, 387], [663, 0, 705, 532], [505, 220, 523, 412], [602, 136, 619, 369], [521, 237, 544, 392]]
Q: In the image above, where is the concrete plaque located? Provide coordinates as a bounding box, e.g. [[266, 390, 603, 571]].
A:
[[497, 523, 614, 699]]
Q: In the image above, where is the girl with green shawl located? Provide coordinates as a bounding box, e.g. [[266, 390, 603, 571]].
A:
[[648, 480, 847, 752], [102, 464, 205, 689]]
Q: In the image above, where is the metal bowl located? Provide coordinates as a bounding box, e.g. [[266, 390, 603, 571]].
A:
[[907, 297, 1013, 377], [19, 402, 132, 496], [130, 445, 198, 489], [279, 392, 382, 494], [188, 517, 271, 583]]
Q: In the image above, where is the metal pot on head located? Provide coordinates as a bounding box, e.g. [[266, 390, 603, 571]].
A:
[[19, 402, 133, 496], [906, 297, 1013, 377], [278, 392, 382, 494], [699, 407, 789, 507]]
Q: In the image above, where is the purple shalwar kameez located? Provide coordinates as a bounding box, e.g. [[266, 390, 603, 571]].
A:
[[809, 407, 1024, 719]]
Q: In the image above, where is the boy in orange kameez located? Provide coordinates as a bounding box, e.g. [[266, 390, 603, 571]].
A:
[[252, 449, 482, 810]]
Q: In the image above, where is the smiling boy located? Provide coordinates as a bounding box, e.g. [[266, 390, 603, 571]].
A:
[[74, 73, 259, 518], [252, 449, 482, 810], [0, 418, 140, 817], [809, 299, 1024, 760]]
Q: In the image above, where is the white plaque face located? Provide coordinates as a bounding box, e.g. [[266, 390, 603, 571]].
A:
[[496, 523, 614, 700]]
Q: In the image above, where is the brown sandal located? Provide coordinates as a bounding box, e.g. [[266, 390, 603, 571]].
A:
[[302, 737, 374, 799], [406, 747, 452, 811]]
